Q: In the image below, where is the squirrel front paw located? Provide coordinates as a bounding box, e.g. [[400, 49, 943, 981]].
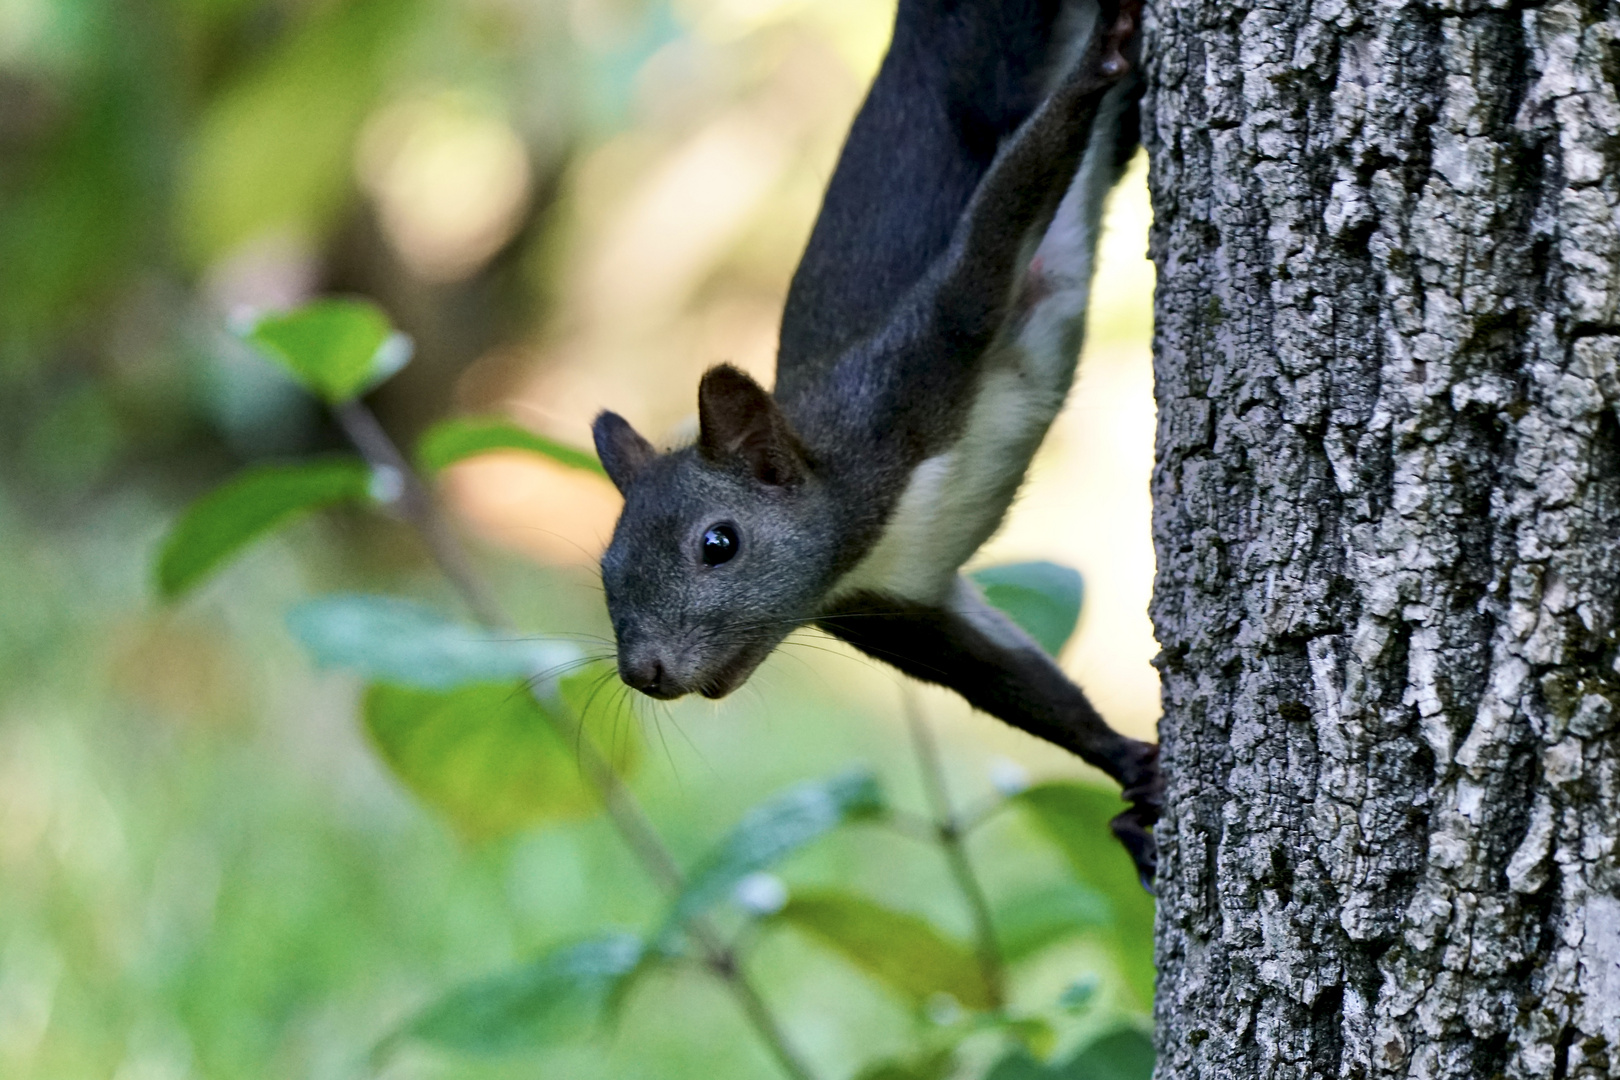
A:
[[1099, 0, 1145, 78]]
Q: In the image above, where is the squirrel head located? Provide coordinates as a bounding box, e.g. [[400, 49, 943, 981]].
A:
[[593, 365, 838, 700]]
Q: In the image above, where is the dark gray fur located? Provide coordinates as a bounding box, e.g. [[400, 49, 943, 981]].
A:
[[593, 0, 1161, 881], [781, 0, 1074, 372]]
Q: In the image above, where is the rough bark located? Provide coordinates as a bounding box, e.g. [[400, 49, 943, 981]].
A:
[[1141, 2, 1620, 1078]]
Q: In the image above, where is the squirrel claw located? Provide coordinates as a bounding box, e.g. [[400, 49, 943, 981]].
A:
[[1110, 805, 1160, 894], [1099, 0, 1143, 78], [1112, 739, 1163, 892]]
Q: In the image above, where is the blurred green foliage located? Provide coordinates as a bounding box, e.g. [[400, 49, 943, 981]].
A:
[[156, 458, 375, 597], [178, 0, 427, 266], [416, 417, 606, 476], [771, 890, 995, 1010], [244, 300, 409, 405], [0, 0, 1156, 1076], [966, 564, 1084, 659]]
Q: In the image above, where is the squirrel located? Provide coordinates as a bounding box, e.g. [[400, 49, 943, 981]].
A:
[[591, 0, 1162, 885]]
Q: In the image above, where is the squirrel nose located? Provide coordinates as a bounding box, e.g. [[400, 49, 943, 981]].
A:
[[621, 653, 679, 699]]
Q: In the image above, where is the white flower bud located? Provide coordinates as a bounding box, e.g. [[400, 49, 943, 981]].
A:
[[988, 756, 1031, 796], [925, 993, 963, 1026], [368, 464, 405, 505], [732, 872, 788, 916], [1059, 974, 1099, 1011]]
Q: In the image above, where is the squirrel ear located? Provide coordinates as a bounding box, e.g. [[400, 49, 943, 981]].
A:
[[697, 365, 806, 486], [593, 411, 656, 494]]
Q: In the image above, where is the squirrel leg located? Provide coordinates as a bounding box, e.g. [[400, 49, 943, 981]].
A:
[[819, 576, 1163, 888]]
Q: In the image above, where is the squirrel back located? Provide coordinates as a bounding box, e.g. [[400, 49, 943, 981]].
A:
[[779, 0, 1084, 379]]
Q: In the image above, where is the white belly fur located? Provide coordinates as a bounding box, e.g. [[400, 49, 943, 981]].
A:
[[827, 81, 1131, 608]]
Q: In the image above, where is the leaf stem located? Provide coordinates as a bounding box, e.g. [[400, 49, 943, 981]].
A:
[[957, 796, 1011, 837], [901, 689, 1007, 1009], [547, 703, 687, 896], [335, 399, 819, 1080], [714, 954, 821, 1080], [332, 401, 505, 628]]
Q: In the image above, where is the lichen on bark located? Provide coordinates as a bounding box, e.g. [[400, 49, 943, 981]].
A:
[[1140, 1, 1620, 1077]]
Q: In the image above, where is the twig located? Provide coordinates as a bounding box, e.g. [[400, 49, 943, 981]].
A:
[[878, 808, 945, 844], [957, 795, 1012, 837], [544, 704, 817, 1080], [333, 402, 504, 628], [901, 688, 1007, 1009], [337, 399, 819, 1080], [547, 704, 686, 896]]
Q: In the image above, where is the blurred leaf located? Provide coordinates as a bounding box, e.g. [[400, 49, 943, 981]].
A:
[[995, 882, 1113, 963], [418, 417, 606, 477], [243, 299, 410, 404], [853, 1048, 957, 1080], [773, 889, 993, 1009], [288, 594, 578, 691], [1001, 1016, 1058, 1059], [180, 0, 423, 263], [1061, 1027, 1155, 1080], [363, 681, 609, 838], [383, 934, 643, 1058], [984, 1049, 1049, 1080], [969, 562, 1083, 656], [660, 770, 884, 940], [156, 457, 372, 599], [0, 21, 150, 356], [1056, 974, 1100, 1013], [1010, 783, 1155, 1004]]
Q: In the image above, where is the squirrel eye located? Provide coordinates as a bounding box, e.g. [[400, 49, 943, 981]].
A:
[[700, 523, 739, 566]]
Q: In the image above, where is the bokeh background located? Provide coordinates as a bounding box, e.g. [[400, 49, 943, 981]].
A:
[[0, 0, 1160, 1076]]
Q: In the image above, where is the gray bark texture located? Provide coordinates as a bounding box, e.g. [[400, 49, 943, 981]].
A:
[[1140, 1, 1620, 1078]]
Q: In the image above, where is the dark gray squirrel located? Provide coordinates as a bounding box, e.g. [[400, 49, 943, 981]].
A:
[[591, 0, 1162, 885]]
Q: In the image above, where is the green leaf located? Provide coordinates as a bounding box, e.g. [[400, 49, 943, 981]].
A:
[[773, 889, 993, 1010], [383, 934, 643, 1058], [659, 770, 885, 940], [1000, 1016, 1058, 1059], [300, 601, 641, 838], [985, 1027, 1155, 1080], [984, 1049, 1049, 1080], [1058, 1027, 1155, 1080], [243, 298, 410, 404], [853, 1048, 957, 1080], [363, 681, 613, 838], [994, 882, 1113, 963], [969, 561, 1083, 656], [417, 417, 606, 477], [156, 457, 372, 599], [1010, 783, 1155, 1004], [288, 595, 579, 691]]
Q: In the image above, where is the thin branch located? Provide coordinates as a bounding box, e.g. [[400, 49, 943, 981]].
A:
[[546, 704, 686, 896], [901, 688, 1007, 1009], [336, 399, 819, 1080], [957, 795, 1012, 837], [706, 951, 820, 1080], [333, 402, 504, 628], [877, 808, 946, 844]]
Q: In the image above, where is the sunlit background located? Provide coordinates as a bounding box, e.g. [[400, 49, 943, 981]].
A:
[[0, 0, 1159, 1076]]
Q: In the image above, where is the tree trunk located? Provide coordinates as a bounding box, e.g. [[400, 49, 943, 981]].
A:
[[1140, 2, 1620, 1078]]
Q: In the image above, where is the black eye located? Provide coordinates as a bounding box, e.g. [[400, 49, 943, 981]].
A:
[[700, 523, 739, 566]]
